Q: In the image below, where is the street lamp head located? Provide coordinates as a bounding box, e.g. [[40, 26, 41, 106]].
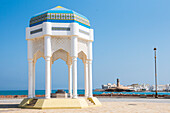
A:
[[154, 48, 157, 51]]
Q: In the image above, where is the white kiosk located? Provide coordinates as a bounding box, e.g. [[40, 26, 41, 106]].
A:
[[19, 6, 101, 109]]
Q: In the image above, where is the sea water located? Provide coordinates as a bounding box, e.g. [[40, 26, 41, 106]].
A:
[[0, 90, 170, 95]]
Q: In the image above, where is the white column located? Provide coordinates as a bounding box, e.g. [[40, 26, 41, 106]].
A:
[[44, 35, 52, 99], [32, 62, 35, 97], [71, 36, 78, 99], [71, 23, 78, 98], [88, 60, 93, 97], [27, 39, 34, 98], [84, 61, 88, 97], [87, 40, 93, 98], [45, 57, 51, 98], [50, 60, 52, 94], [68, 64, 72, 98], [72, 57, 77, 98], [88, 29, 94, 98], [28, 59, 33, 98]]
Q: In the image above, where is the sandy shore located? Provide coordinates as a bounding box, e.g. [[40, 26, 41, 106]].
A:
[[0, 98, 170, 113]]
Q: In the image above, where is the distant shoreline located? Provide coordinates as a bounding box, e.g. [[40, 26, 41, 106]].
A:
[[0, 93, 169, 99], [0, 90, 170, 96], [94, 88, 170, 92]]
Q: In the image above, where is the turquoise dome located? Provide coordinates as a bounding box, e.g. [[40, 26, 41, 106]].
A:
[[30, 6, 90, 28]]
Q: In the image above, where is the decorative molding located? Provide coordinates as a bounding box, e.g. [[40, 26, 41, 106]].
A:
[[79, 29, 89, 35], [52, 49, 68, 63], [51, 37, 71, 55], [30, 36, 89, 64], [78, 39, 88, 57], [32, 37, 44, 57], [30, 12, 90, 28]]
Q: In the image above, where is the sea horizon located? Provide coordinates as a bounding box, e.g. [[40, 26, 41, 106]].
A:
[[0, 89, 170, 96]]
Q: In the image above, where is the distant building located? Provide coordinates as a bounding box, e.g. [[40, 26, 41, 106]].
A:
[[117, 78, 120, 87], [127, 83, 150, 91], [150, 84, 170, 91], [102, 81, 170, 92], [102, 78, 123, 89], [102, 83, 117, 89], [166, 84, 170, 91]]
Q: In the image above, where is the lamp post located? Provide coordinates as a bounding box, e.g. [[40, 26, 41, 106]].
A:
[[154, 48, 158, 98]]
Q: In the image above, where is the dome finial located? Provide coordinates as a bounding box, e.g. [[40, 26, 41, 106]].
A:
[[56, 6, 63, 8]]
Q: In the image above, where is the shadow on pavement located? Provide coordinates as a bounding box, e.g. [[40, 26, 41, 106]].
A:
[[0, 104, 19, 108]]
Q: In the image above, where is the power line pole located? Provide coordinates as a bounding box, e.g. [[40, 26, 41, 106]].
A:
[[154, 48, 158, 98]]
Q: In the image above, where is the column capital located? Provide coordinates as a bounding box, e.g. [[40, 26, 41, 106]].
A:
[[72, 35, 78, 39], [44, 35, 51, 38], [72, 57, 77, 61], [67, 63, 72, 67], [28, 59, 33, 62], [87, 59, 92, 64], [45, 56, 51, 60], [83, 60, 87, 64]]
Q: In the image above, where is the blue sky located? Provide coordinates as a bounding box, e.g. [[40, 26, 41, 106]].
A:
[[0, 0, 170, 90]]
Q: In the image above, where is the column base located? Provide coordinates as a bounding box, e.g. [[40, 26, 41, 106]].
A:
[[85, 94, 88, 98], [45, 97, 50, 99], [68, 93, 72, 98], [72, 95, 78, 99], [18, 97, 102, 109], [88, 97, 102, 106]]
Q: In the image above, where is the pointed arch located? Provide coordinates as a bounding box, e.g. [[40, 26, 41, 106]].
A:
[[33, 50, 44, 63], [51, 37, 71, 55], [52, 49, 71, 64], [78, 51, 87, 64]]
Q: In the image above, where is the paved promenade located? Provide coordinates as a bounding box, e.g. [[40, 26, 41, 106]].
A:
[[0, 97, 169, 103], [98, 97, 170, 103], [0, 98, 169, 113]]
